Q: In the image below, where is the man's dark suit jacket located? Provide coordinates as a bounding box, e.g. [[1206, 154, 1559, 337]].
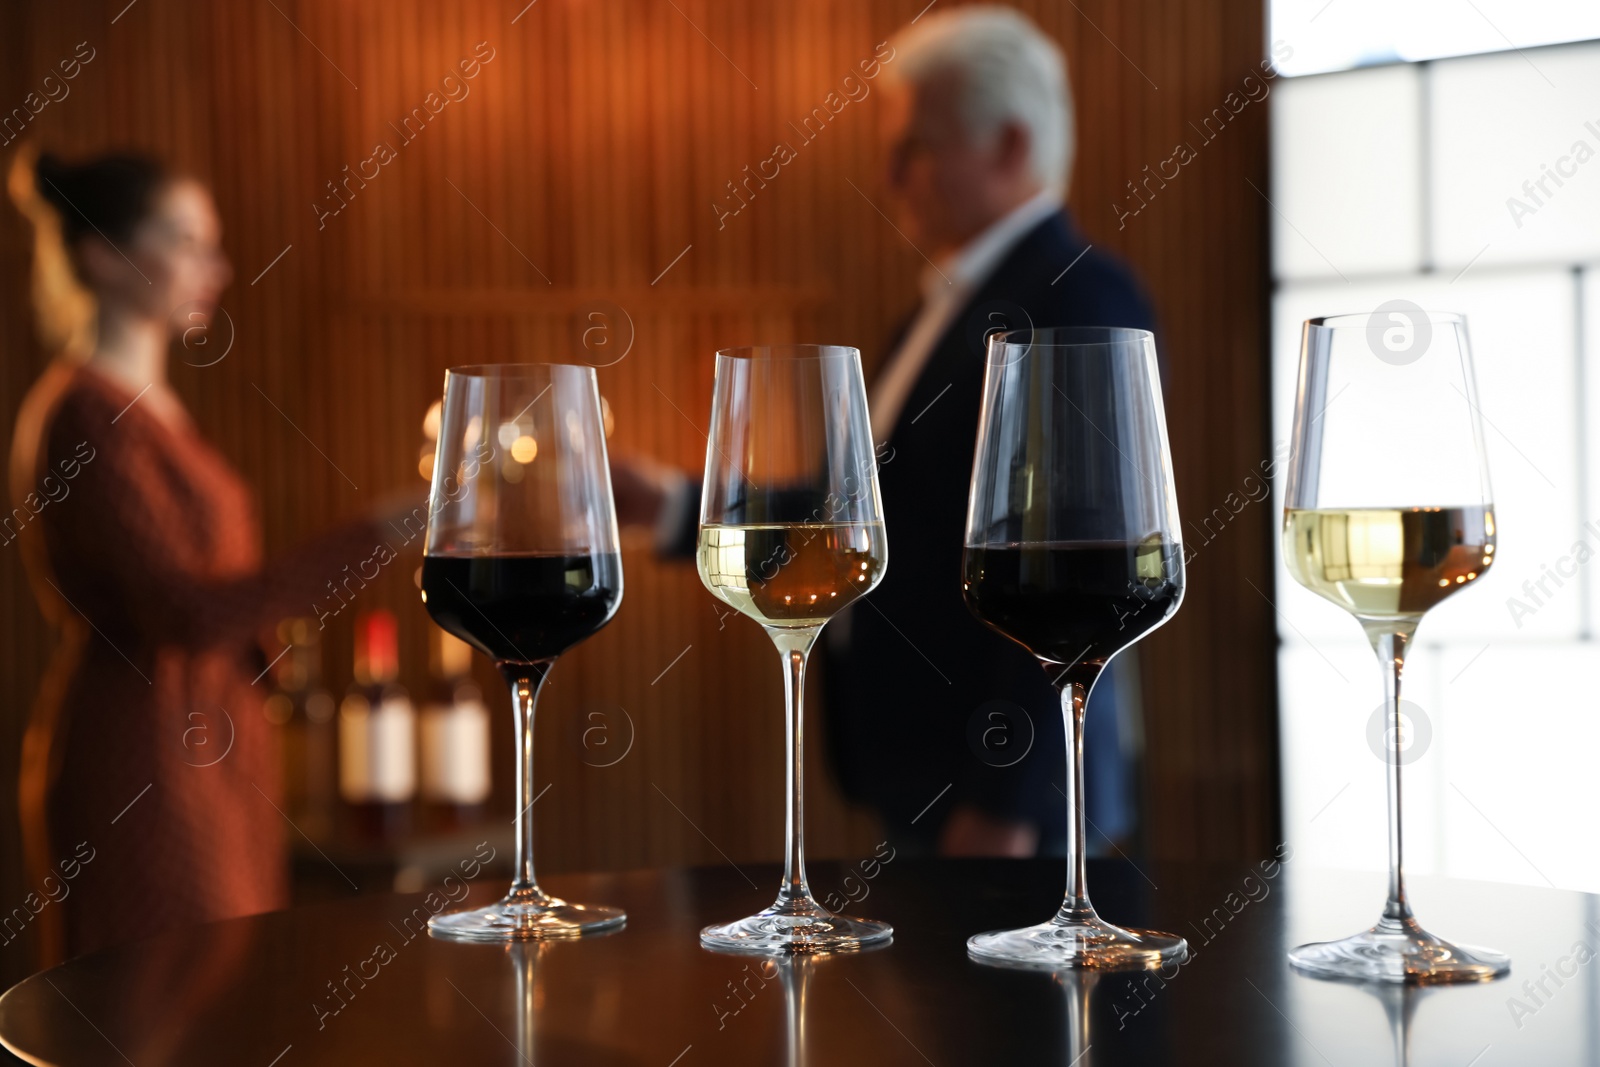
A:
[[821, 207, 1157, 850]]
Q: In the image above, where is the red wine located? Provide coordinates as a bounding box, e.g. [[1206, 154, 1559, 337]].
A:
[[421, 553, 622, 667], [962, 540, 1182, 678]]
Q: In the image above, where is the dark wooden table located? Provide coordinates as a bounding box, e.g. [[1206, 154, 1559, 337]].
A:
[[1, 857, 1594, 1065]]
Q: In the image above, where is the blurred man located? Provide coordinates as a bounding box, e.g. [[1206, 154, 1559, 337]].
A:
[[616, 6, 1154, 857]]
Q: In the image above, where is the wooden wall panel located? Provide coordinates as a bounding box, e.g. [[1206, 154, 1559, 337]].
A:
[[0, 0, 1277, 985]]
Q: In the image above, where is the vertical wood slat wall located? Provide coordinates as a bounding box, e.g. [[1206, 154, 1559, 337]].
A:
[[0, 0, 1277, 983]]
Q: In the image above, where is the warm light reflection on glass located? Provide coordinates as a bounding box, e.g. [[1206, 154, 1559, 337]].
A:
[[565, 410, 585, 454], [421, 402, 442, 480], [511, 435, 538, 464]]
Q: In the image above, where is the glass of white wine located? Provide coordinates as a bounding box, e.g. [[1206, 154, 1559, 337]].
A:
[[1283, 310, 1508, 983], [697, 344, 890, 954]]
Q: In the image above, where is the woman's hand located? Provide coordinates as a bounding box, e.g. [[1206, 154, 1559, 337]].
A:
[[368, 485, 430, 550]]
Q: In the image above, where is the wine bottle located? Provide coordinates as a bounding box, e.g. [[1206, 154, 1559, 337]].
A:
[[420, 627, 491, 832], [338, 610, 417, 842], [265, 617, 337, 841]]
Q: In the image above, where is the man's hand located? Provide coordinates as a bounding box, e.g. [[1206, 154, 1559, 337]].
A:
[[937, 803, 1039, 857], [609, 454, 683, 529]]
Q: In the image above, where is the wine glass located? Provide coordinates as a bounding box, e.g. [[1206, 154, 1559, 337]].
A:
[[963, 326, 1187, 970], [696, 344, 891, 954], [421, 363, 625, 941], [1283, 310, 1507, 982]]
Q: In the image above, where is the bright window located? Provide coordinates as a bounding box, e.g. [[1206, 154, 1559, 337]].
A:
[[1270, 38, 1600, 892], [1269, 0, 1600, 77]]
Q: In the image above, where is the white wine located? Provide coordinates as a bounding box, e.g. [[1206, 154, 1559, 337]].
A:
[[1284, 505, 1495, 620], [698, 522, 887, 629]]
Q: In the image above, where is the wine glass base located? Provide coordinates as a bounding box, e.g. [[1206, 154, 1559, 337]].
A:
[[968, 916, 1188, 971], [428, 893, 625, 943], [1289, 919, 1509, 984], [700, 902, 892, 956]]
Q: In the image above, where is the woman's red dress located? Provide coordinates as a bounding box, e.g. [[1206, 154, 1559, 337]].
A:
[[11, 363, 387, 961]]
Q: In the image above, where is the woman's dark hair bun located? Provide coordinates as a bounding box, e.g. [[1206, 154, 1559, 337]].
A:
[[31, 150, 169, 248]]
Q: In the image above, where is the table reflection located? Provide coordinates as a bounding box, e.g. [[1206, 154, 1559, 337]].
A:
[[471, 928, 642, 1067], [1360, 982, 1437, 1067], [721, 941, 891, 1067], [122, 910, 257, 1063], [512, 941, 546, 1061], [971, 954, 1110, 1066], [777, 956, 811, 1067], [1054, 970, 1100, 1067], [5, 863, 1583, 1066]]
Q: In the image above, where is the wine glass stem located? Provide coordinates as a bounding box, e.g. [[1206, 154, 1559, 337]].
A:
[[509, 664, 554, 900], [772, 632, 817, 910], [1057, 680, 1095, 924], [1374, 630, 1415, 926]]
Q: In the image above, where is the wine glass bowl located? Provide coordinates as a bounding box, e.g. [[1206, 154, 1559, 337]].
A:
[[962, 326, 1187, 970], [421, 363, 625, 941], [696, 344, 892, 955], [1282, 311, 1507, 983]]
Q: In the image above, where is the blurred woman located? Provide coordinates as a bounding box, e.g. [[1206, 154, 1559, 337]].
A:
[[7, 148, 393, 961]]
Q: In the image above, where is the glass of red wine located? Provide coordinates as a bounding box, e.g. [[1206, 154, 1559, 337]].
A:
[[963, 326, 1186, 970], [420, 363, 624, 941]]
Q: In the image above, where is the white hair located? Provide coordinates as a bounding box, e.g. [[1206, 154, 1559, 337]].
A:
[[890, 6, 1074, 195]]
